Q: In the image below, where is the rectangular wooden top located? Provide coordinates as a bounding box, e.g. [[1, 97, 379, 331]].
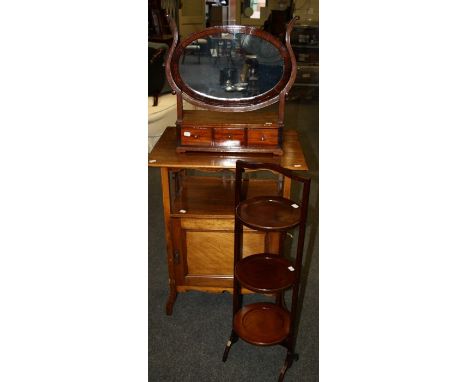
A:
[[148, 126, 309, 171]]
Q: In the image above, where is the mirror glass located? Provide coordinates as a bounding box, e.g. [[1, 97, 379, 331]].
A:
[[178, 32, 284, 99]]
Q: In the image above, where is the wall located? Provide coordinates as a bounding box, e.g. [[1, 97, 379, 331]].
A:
[[178, 0, 206, 38], [293, 0, 318, 24]]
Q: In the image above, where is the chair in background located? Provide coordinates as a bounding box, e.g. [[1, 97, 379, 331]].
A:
[[182, 39, 208, 64], [148, 42, 168, 106]]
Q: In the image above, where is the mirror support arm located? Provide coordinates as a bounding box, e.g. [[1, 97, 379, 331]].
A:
[[165, 14, 183, 123], [165, 14, 181, 95], [278, 16, 299, 123]]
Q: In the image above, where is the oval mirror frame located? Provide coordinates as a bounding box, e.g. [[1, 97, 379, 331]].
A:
[[165, 19, 297, 112]]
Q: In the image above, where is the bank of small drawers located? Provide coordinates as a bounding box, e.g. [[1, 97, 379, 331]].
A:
[[180, 126, 279, 148]]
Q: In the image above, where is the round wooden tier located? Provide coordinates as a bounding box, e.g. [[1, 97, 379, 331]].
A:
[[234, 302, 290, 346], [236, 196, 301, 231], [235, 254, 296, 293]]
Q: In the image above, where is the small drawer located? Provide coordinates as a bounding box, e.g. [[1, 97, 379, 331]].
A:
[[295, 48, 319, 64], [180, 127, 212, 146], [297, 65, 319, 84], [214, 128, 245, 147], [291, 27, 319, 45], [247, 129, 279, 147]]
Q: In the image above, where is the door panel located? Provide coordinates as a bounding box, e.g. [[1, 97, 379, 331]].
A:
[[171, 217, 281, 288], [186, 230, 265, 275]]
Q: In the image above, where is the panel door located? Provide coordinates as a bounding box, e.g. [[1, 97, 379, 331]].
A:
[[171, 217, 280, 290]]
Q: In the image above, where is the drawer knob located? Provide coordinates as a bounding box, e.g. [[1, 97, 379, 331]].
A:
[[193, 134, 199, 139], [228, 135, 233, 139], [261, 135, 266, 141]]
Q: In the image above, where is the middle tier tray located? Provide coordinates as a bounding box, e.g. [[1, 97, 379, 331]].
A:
[[235, 253, 296, 293]]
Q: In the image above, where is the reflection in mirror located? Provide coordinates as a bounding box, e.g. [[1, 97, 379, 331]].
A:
[[179, 32, 284, 99]]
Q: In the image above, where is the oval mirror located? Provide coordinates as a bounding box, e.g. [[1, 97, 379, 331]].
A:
[[168, 25, 294, 110]]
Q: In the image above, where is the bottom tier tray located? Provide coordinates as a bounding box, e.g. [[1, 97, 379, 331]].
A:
[[235, 253, 296, 293], [234, 302, 290, 346]]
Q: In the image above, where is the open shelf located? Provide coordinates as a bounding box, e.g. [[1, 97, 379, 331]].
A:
[[171, 175, 281, 217], [236, 196, 302, 230], [234, 302, 290, 346], [235, 253, 296, 293]]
